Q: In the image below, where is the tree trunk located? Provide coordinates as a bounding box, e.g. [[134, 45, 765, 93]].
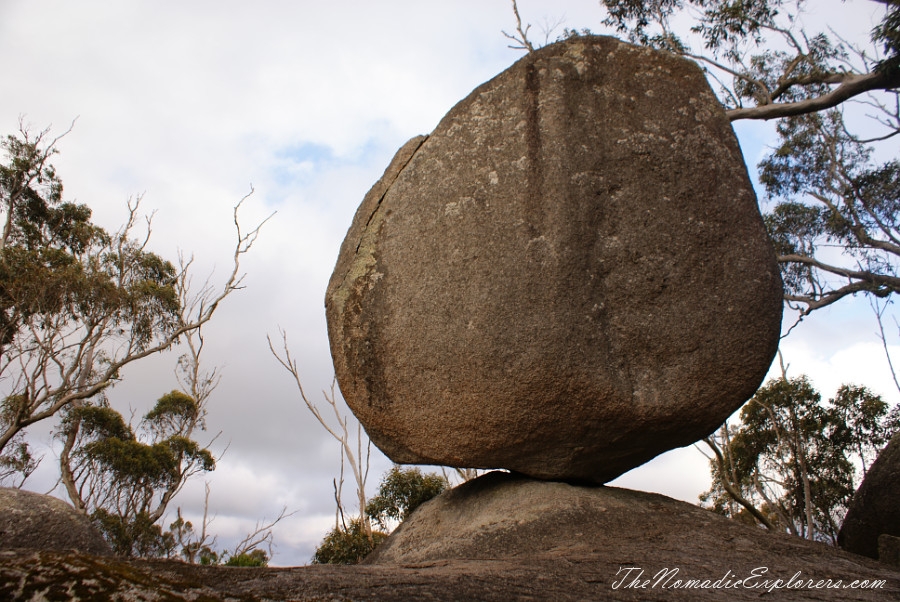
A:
[[703, 437, 778, 530], [59, 410, 87, 515]]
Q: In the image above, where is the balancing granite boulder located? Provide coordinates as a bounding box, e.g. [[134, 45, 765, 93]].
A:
[[325, 35, 783, 483]]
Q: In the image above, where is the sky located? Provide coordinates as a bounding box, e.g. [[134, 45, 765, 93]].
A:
[[1, 0, 898, 566]]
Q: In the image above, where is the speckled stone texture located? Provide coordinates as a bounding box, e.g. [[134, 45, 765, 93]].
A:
[[840, 432, 900, 560], [0, 488, 111, 556], [326, 35, 783, 483], [3, 475, 898, 601]]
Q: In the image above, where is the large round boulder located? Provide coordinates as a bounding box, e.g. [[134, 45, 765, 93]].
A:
[[839, 432, 900, 560], [0, 488, 112, 555], [326, 35, 783, 483]]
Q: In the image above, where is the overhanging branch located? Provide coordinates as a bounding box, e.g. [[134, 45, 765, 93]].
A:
[[727, 69, 900, 121]]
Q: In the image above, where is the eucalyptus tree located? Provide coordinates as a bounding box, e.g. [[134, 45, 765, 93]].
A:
[[312, 466, 448, 564], [701, 375, 900, 544], [58, 389, 215, 557], [0, 122, 267, 488], [365, 466, 449, 532]]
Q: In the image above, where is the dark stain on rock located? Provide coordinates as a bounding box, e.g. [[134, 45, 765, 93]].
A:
[[524, 61, 543, 239]]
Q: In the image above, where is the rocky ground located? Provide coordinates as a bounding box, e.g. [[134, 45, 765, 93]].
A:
[[3, 477, 898, 601], [1, 549, 897, 602]]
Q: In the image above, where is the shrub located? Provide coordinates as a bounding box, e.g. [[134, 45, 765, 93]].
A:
[[224, 549, 269, 567], [365, 466, 448, 530], [311, 518, 387, 565]]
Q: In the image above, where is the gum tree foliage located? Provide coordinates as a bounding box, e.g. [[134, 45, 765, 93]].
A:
[[701, 375, 900, 544], [167, 489, 220, 565], [593, 0, 900, 315], [58, 316, 223, 558], [224, 549, 270, 567], [365, 466, 449, 531], [761, 109, 900, 313], [0, 123, 265, 487], [311, 518, 388, 565], [312, 467, 448, 565], [58, 389, 215, 557]]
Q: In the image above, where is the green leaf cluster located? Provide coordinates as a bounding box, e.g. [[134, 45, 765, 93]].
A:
[[224, 549, 269, 567], [66, 391, 213, 500], [602, 0, 789, 53], [0, 127, 189, 484], [92, 508, 175, 558], [364, 466, 449, 530], [0, 439, 37, 486], [702, 376, 900, 543], [166, 510, 218, 564], [0, 131, 181, 355], [311, 518, 388, 565], [600, 0, 900, 120], [59, 390, 214, 557], [760, 109, 900, 308], [312, 467, 448, 564], [873, 0, 900, 70]]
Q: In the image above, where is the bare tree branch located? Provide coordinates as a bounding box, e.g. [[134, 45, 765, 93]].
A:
[[268, 330, 373, 540], [0, 191, 270, 458], [727, 69, 900, 121], [702, 434, 778, 530], [230, 506, 295, 560], [502, 0, 535, 52], [871, 297, 900, 397]]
